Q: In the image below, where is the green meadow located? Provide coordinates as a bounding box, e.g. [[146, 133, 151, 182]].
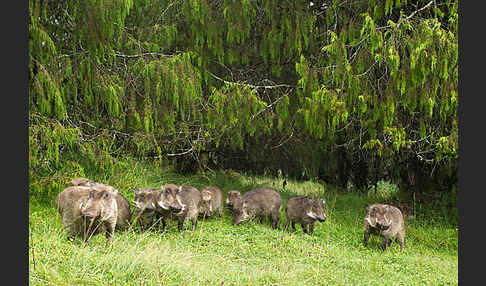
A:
[[29, 160, 458, 285]]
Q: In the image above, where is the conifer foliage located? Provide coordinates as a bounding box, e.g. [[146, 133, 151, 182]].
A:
[[29, 0, 458, 201]]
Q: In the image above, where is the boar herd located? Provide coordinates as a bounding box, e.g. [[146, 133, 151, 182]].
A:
[[56, 178, 405, 251]]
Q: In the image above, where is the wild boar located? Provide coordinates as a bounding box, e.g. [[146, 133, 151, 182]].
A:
[[174, 185, 203, 231], [225, 190, 242, 213], [67, 178, 131, 228], [158, 184, 184, 213], [200, 186, 223, 218], [133, 188, 164, 231], [232, 187, 282, 229], [285, 196, 326, 234], [56, 184, 119, 243], [138, 183, 186, 232], [363, 203, 405, 251]]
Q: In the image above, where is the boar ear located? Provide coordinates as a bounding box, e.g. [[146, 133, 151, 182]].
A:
[[160, 185, 165, 191], [113, 188, 119, 194], [321, 199, 326, 205], [365, 205, 370, 211], [178, 185, 183, 192]]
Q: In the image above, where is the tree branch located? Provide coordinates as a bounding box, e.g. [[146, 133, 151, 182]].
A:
[[114, 52, 176, 58], [207, 71, 295, 90]]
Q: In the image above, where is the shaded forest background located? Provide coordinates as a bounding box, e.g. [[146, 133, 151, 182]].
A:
[[29, 0, 458, 212]]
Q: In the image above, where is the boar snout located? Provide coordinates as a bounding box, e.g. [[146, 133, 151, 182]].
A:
[[232, 210, 247, 225], [81, 208, 99, 220], [376, 220, 391, 230], [171, 200, 185, 214], [133, 200, 155, 211], [232, 215, 241, 225], [317, 215, 326, 222], [144, 203, 155, 211]]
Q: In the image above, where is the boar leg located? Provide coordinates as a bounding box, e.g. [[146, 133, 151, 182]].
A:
[[65, 223, 78, 241], [271, 217, 279, 229], [161, 217, 167, 233], [285, 218, 290, 232], [192, 218, 198, 231], [381, 237, 390, 251], [291, 221, 296, 231], [271, 212, 280, 229], [137, 216, 145, 232], [301, 223, 308, 234], [63, 217, 79, 241], [154, 213, 165, 232], [148, 215, 155, 229], [363, 231, 370, 246], [178, 218, 184, 231], [309, 222, 315, 234], [66, 231, 76, 241], [396, 232, 405, 250], [218, 206, 223, 219], [154, 213, 161, 230], [105, 221, 116, 245]]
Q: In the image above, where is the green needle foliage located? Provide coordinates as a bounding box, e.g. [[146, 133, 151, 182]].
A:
[[29, 0, 458, 211]]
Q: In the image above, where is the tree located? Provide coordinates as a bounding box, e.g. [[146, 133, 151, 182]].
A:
[[29, 0, 458, 204]]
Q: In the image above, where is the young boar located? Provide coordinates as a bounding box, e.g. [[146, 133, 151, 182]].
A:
[[200, 186, 223, 218], [56, 184, 119, 243], [363, 203, 405, 251], [285, 196, 326, 234], [133, 188, 164, 231], [225, 190, 242, 213], [175, 185, 203, 231], [145, 183, 186, 232], [232, 187, 282, 229]]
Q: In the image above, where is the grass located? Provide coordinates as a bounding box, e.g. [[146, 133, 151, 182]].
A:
[[29, 159, 458, 285]]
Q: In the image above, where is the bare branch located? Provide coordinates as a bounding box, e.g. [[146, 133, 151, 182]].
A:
[[166, 148, 194, 157], [271, 130, 294, 149], [207, 71, 295, 90], [377, 0, 435, 30], [114, 52, 176, 58]]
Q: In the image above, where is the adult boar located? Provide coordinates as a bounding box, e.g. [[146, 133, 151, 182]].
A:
[[285, 196, 326, 234], [56, 184, 119, 243], [363, 203, 405, 251], [67, 178, 131, 228], [232, 187, 282, 229]]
